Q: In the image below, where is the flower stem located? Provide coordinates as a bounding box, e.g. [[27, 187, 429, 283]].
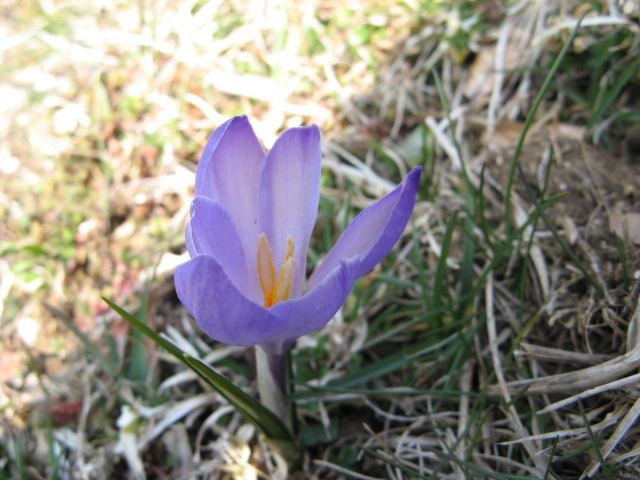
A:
[[256, 346, 292, 432]]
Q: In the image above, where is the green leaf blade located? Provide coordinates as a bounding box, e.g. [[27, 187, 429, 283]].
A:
[[183, 354, 294, 442], [102, 296, 295, 442]]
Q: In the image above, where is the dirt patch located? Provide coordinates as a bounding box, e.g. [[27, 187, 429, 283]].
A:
[[485, 120, 640, 355]]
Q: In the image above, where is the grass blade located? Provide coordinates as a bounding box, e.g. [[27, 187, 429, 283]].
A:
[[516, 164, 604, 297], [126, 282, 149, 382], [503, 12, 587, 233], [587, 55, 640, 131], [432, 212, 457, 332], [579, 401, 612, 480]]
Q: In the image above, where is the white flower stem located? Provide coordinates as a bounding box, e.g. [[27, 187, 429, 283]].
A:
[[256, 346, 292, 432]]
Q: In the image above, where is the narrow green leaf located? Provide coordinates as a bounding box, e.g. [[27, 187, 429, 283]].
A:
[[503, 12, 586, 233], [516, 164, 604, 297], [127, 282, 150, 382], [102, 296, 294, 442], [544, 437, 560, 480], [363, 307, 443, 349], [592, 109, 640, 144], [579, 401, 612, 480], [432, 212, 457, 331], [102, 296, 187, 364], [456, 213, 475, 321], [293, 326, 482, 401], [183, 354, 294, 441], [587, 55, 640, 131]]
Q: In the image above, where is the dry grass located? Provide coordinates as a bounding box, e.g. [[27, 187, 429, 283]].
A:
[[1, 0, 640, 479]]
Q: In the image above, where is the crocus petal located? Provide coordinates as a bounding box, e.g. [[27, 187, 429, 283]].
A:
[[187, 196, 253, 298], [175, 254, 286, 347], [308, 167, 421, 290], [259, 125, 321, 298], [178, 117, 421, 354], [195, 116, 266, 264], [185, 220, 196, 257], [268, 256, 360, 354]]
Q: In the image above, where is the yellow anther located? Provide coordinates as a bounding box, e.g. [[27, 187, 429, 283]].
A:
[[257, 234, 276, 306], [284, 236, 294, 263], [256, 234, 296, 308], [273, 257, 296, 304]]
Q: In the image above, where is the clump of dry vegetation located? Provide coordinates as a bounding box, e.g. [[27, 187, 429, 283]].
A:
[[1, 0, 639, 478]]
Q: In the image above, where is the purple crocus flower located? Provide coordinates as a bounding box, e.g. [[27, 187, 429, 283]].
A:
[[175, 116, 421, 357]]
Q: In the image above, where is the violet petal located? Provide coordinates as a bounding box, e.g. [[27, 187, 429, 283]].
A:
[[268, 256, 360, 354], [308, 167, 421, 290], [175, 254, 285, 347], [259, 125, 321, 298], [187, 196, 251, 297], [195, 116, 265, 265]]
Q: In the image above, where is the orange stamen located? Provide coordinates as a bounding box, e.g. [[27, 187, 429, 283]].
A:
[[256, 235, 296, 308]]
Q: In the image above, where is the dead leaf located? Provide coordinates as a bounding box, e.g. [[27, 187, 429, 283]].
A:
[[609, 212, 640, 245]]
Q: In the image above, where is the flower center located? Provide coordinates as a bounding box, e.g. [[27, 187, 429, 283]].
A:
[[256, 234, 296, 308]]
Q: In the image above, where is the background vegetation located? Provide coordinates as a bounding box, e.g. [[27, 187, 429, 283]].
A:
[[1, 0, 639, 478]]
